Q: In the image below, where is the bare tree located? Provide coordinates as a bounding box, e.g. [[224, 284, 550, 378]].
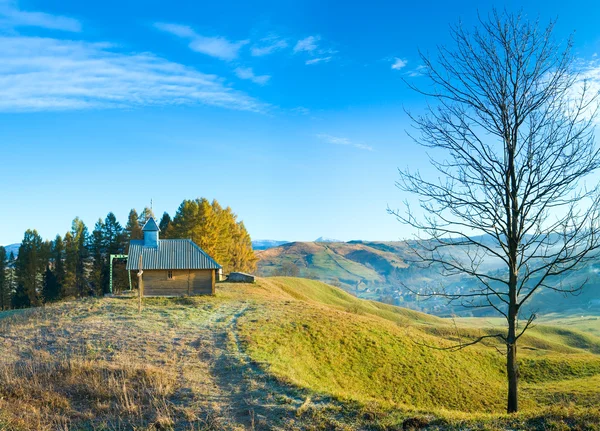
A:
[[391, 10, 600, 413]]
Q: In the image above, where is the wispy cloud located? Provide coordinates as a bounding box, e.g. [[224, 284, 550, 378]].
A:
[[306, 56, 331, 65], [0, 0, 81, 32], [317, 134, 373, 151], [234, 67, 270, 85], [250, 35, 287, 56], [391, 57, 407, 70], [574, 60, 600, 124], [154, 22, 247, 61], [407, 64, 426, 77], [294, 35, 337, 65], [0, 36, 264, 112], [294, 35, 319, 53]]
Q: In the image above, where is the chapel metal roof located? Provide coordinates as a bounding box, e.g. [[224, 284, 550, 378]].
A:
[[126, 239, 221, 270]]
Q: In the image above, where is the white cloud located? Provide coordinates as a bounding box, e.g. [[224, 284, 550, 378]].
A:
[[574, 61, 600, 124], [153, 22, 195, 39], [234, 67, 270, 85], [317, 134, 373, 151], [294, 35, 319, 53], [250, 36, 288, 56], [407, 64, 426, 77], [0, 36, 264, 112], [294, 35, 337, 65], [391, 57, 407, 70], [0, 0, 81, 32], [154, 22, 247, 61], [306, 56, 332, 65]]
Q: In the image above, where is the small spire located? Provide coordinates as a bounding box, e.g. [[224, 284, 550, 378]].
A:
[[142, 217, 160, 232]]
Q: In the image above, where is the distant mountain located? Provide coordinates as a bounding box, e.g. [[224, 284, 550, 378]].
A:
[[256, 240, 413, 289], [315, 236, 342, 243], [256, 240, 600, 317], [2, 243, 20, 257], [252, 240, 290, 251]]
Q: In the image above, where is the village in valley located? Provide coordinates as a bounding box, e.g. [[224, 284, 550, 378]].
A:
[[1, 1, 600, 430]]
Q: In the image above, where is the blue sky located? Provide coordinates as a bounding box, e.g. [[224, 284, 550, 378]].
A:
[[1, 0, 600, 245]]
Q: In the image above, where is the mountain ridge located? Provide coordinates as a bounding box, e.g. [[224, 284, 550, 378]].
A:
[[256, 240, 600, 317]]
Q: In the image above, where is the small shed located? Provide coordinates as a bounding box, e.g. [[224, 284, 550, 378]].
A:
[[126, 217, 221, 296], [227, 272, 255, 283]]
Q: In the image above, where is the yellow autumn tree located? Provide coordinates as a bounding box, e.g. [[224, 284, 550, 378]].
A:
[[168, 198, 257, 273]]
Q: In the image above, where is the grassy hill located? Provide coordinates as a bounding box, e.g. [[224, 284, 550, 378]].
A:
[[256, 241, 411, 287], [256, 241, 600, 317], [1, 277, 599, 430]]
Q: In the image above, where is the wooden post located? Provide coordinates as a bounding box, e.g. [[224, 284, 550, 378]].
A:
[[211, 269, 216, 295], [137, 255, 144, 314], [187, 270, 191, 296]]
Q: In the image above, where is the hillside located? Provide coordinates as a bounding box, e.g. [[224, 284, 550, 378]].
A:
[[256, 241, 600, 317], [252, 239, 290, 250], [1, 243, 19, 257], [1, 277, 600, 430]]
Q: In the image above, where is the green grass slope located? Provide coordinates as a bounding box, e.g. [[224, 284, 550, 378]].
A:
[[234, 277, 600, 413]]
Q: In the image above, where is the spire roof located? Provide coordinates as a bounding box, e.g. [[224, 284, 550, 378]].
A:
[[142, 216, 160, 232]]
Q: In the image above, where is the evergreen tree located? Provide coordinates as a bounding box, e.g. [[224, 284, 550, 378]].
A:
[[53, 235, 65, 297], [103, 212, 124, 254], [125, 209, 143, 253], [89, 219, 105, 296], [65, 218, 89, 297], [6, 252, 16, 309], [0, 246, 8, 310], [63, 232, 76, 297], [159, 212, 172, 236], [42, 265, 60, 302], [14, 230, 46, 308], [104, 213, 126, 294], [12, 282, 30, 308]]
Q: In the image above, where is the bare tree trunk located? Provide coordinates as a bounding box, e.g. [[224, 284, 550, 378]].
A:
[[507, 300, 518, 413]]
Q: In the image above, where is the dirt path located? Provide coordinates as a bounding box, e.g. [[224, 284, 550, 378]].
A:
[[173, 301, 310, 430]]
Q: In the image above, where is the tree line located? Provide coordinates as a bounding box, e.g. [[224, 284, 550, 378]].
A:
[[0, 198, 257, 310]]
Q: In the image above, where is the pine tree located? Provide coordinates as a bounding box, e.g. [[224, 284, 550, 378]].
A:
[[63, 232, 76, 297], [6, 252, 16, 309], [14, 230, 46, 308], [0, 246, 8, 310], [42, 265, 60, 302], [104, 212, 124, 254], [65, 218, 89, 297], [168, 200, 197, 240], [125, 209, 143, 253], [89, 219, 105, 296], [53, 235, 65, 298], [12, 282, 29, 308], [104, 213, 127, 294], [159, 212, 172, 237]]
